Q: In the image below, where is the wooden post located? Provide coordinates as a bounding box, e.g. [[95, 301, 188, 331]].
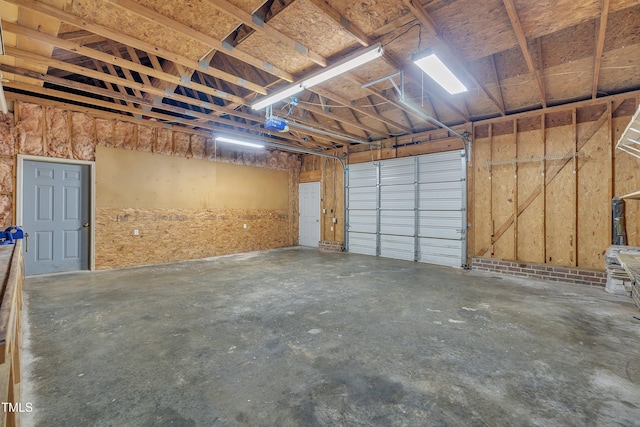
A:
[[542, 113, 547, 263], [573, 109, 578, 267], [513, 119, 519, 260]]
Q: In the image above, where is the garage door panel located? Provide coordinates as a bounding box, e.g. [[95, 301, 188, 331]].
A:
[[348, 163, 377, 187], [419, 211, 462, 239], [349, 187, 377, 210], [418, 151, 463, 179], [380, 235, 414, 261], [380, 184, 414, 210], [348, 211, 377, 233], [348, 150, 465, 267], [380, 210, 414, 236], [418, 237, 463, 267], [349, 232, 377, 256], [380, 158, 414, 186]]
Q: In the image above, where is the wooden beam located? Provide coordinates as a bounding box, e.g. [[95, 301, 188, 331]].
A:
[[203, 0, 327, 67], [592, 0, 610, 99], [3, 20, 249, 105], [5, 0, 293, 83], [489, 54, 506, 113], [401, 0, 505, 116], [502, 0, 547, 108], [305, 0, 370, 47], [5, 46, 260, 123], [3, 78, 256, 131]]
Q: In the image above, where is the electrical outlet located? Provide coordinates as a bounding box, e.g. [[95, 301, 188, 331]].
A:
[[330, 226, 334, 231], [133, 229, 139, 236], [322, 208, 326, 214], [332, 218, 338, 223], [243, 224, 247, 229]]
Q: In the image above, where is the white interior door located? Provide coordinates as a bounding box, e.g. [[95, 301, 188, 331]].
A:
[[299, 182, 320, 247]]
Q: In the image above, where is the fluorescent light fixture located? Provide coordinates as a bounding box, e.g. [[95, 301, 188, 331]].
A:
[[251, 84, 303, 111], [251, 44, 384, 111], [0, 21, 4, 56], [302, 43, 384, 89], [413, 50, 467, 95], [215, 136, 264, 149]]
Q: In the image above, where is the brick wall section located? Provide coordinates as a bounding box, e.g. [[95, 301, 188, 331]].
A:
[[472, 258, 606, 287], [319, 241, 344, 252]]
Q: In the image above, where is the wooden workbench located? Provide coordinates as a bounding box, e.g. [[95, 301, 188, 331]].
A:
[[616, 252, 640, 310], [0, 242, 24, 427]]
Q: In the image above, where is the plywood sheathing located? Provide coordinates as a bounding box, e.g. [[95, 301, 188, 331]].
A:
[[267, 0, 357, 58], [136, 0, 263, 41], [70, 0, 211, 62], [95, 207, 291, 269], [515, 121, 545, 263], [427, 0, 516, 62], [332, 0, 409, 35], [470, 99, 638, 270], [238, 32, 316, 76]]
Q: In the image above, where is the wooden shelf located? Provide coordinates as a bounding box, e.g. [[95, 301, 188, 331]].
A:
[[620, 190, 640, 200]]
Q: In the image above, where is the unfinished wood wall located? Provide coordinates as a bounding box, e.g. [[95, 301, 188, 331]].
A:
[[0, 101, 302, 270], [471, 97, 640, 270]]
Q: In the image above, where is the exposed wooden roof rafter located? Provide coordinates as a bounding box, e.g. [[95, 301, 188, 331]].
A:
[[203, 0, 327, 67], [502, 0, 547, 108], [401, 0, 506, 116], [592, 0, 610, 99]]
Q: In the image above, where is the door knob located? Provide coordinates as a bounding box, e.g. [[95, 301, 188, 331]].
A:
[[83, 223, 90, 228]]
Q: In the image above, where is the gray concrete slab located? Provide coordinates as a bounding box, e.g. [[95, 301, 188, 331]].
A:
[[21, 248, 640, 426]]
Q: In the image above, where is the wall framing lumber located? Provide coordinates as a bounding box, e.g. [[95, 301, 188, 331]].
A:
[[472, 94, 637, 270]]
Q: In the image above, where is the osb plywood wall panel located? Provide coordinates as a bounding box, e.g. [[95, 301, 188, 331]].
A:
[[577, 119, 611, 269], [516, 126, 545, 263], [471, 101, 633, 271], [472, 131, 492, 257], [6, 102, 302, 268], [95, 208, 290, 269], [545, 123, 576, 266], [491, 129, 516, 260]]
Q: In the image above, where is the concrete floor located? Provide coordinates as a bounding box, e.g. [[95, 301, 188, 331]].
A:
[[21, 247, 640, 426]]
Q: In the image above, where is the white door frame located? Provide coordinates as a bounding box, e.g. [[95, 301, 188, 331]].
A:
[[17, 155, 97, 271], [299, 181, 321, 247]]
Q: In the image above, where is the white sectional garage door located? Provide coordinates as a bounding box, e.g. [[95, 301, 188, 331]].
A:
[[347, 150, 466, 267]]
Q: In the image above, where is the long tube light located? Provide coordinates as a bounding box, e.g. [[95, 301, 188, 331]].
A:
[[251, 43, 384, 111], [215, 136, 264, 149], [413, 49, 467, 95], [251, 84, 303, 111], [0, 81, 7, 115], [302, 43, 384, 89]]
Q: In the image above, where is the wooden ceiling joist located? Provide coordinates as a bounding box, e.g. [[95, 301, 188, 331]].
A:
[[502, 0, 547, 108], [4, 21, 250, 105], [592, 0, 610, 99], [401, 0, 506, 116], [203, 0, 327, 67], [5, 0, 293, 84], [5, 46, 260, 123]]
